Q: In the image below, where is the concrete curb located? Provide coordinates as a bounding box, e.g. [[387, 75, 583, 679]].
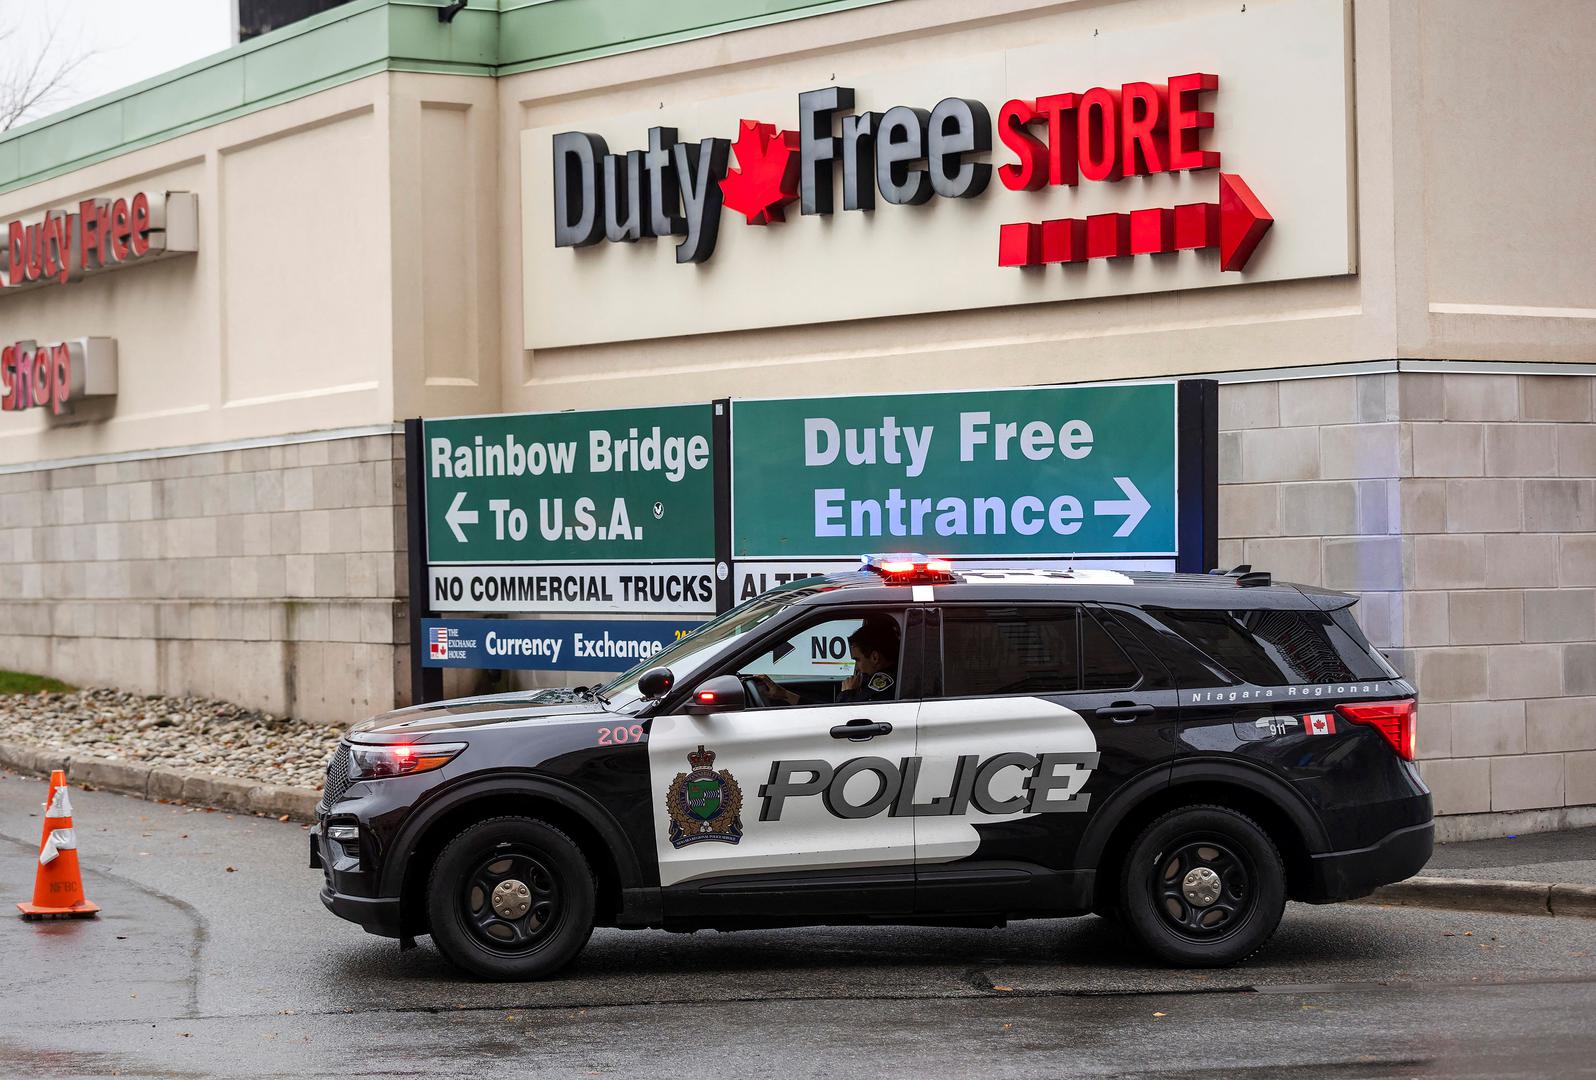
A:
[[0, 739, 320, 822], [1363, 876, 1596, 919]]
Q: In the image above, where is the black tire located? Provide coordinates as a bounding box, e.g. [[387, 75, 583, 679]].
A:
[[1116, 804, 1285, 967], [426, 816, 596, 981]]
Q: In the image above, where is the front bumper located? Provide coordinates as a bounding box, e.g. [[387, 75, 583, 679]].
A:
[[312, 819, 405, 938], [320, 883, 404, 938], [1303, 818, 1435, 902]]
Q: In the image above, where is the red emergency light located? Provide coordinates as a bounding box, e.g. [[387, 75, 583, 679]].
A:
[[861, 553, 956, 584]]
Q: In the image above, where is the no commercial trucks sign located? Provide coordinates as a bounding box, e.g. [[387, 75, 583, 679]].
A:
[[731, 382, 1178, 599], [423, 406, 716, 614]]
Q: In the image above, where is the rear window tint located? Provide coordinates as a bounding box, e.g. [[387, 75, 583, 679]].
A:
[[1080, 612, 1140, 692], [942, 607, 1077, 696], [1093, 605, 1229, 689], [1149, 607, 1394, 685]]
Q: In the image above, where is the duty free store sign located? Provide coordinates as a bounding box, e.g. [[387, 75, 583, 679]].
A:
[[522, 0, 1353, 348]]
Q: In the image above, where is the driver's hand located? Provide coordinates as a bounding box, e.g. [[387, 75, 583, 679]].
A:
[[751, 674, 798, 705], [842, 667, 861, 692]]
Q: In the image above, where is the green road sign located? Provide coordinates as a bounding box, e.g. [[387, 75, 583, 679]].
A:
[[422, 405, 717, 613], [731, 383, 1177, 560]]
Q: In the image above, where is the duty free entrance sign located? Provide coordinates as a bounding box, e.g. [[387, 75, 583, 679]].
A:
[[730, 382, 1189, 599]]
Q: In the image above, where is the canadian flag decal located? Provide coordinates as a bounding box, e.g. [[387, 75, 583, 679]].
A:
[[1306, 713, 1335, 736]]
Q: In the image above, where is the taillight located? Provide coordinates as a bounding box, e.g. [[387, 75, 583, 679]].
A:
[[1335, 698, 1416, 761]]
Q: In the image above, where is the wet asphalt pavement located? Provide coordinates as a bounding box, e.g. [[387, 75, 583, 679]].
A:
[[2, 774, 1595, 1079]]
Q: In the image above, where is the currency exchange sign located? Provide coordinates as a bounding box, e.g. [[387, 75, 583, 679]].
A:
[[423, 405, 716, 614], [731, 383, 1176, 596]]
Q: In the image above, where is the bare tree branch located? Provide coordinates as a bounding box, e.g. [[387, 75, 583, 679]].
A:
[[0, 9, 94, 132]]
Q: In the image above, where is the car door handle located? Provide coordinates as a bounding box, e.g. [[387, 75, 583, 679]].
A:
[[1097, 702, 1155, 722], [831, 720, 893, 740]]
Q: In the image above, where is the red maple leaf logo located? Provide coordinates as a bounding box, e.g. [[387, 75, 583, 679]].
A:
[[720, 119, 800, 226]]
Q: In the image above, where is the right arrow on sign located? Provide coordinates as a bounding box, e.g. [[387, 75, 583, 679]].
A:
[[1093, 476, 1151, 538], [445, 491, 478, 543], [997, 172, 1274, 271], [1217, 173, 1273, 272]]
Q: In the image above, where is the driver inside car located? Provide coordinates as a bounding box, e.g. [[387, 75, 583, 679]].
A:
[[750, 615, 900, 707]]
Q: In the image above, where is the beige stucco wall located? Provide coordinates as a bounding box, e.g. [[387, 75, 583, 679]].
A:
[[0, 71, 503, 467]]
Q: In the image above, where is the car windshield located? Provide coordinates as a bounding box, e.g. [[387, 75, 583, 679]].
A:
[[598, 580, 831, 708]]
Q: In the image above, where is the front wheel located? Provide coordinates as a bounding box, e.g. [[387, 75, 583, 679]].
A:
[[1117, 805, 1286, 967], [426, 816, 596, 981]]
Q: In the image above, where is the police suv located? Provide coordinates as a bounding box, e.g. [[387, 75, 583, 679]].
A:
[[313, 555, 1432, 980]]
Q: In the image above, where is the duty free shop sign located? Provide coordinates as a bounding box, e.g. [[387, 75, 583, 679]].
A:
[[523, 0, 1354, 347]]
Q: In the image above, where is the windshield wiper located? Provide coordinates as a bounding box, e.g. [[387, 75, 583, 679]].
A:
[[571, 685, 610, 705]]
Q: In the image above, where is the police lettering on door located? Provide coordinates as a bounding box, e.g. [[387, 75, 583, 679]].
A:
[[761, 752, 1099, 820]]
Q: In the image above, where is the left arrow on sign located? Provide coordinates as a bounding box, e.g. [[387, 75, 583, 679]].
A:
[[445, 491, 478, 543], [1093, 476, 1151, 538]]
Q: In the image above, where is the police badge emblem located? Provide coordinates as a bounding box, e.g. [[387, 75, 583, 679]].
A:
[[666, 745, 744, 848]]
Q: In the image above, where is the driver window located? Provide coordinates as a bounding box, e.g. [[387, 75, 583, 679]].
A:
[[740, 613, 904, 709]]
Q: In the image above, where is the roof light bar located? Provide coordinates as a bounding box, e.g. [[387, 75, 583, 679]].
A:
[[861, 553, 957, 584]]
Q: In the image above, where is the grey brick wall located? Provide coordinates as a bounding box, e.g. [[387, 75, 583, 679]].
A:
[[1219, 372, 1596, 824], [0, 433, 407, 725]]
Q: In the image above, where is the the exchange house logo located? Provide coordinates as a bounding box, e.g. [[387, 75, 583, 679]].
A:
[[666, 745, 745, 848], [552, 75, 1272, 269]]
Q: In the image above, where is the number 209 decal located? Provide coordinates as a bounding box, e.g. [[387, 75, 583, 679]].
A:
[[596, 724, 646, 746]]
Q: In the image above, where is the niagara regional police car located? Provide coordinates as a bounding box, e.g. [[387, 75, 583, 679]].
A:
[[312, 555, 1432, 980]]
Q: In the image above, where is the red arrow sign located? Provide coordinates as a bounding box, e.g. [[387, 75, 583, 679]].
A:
[[999, 172, 1272, 271]]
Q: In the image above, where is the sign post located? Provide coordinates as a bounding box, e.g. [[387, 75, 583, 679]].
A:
[[404, 418, 443, 706]]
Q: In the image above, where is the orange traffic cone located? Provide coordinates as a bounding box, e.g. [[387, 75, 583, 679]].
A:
[[17, 770, 99, 920]]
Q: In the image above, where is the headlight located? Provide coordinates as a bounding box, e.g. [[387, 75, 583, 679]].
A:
[[348, 742, 466, 780]]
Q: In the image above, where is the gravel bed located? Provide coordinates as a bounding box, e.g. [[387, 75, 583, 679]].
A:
[[0, 688, 342, 791]]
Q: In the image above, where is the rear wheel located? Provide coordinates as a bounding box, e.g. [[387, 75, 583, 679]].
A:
[[426, 816, 595, 981], [1116, 804, 1285, 967]]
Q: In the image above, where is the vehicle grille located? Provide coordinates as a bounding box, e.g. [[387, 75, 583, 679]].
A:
[[318, 743, 352, 813]]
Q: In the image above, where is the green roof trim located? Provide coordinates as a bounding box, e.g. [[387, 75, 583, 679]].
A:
[[0, 0, 894, 198]]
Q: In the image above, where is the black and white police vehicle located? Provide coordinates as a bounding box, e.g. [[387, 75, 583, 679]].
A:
[[313, 555, 1431, 980]]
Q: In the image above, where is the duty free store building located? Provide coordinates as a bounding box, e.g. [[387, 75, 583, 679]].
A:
[[1, 0, 1594, 838]]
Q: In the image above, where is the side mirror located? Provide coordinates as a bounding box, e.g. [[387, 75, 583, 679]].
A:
[[685, 674, 746, 715], [636, 666, 674, 700]]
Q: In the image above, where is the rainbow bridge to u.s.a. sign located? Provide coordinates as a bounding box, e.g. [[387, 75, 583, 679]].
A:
[[418, 381, 1210, 619]]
